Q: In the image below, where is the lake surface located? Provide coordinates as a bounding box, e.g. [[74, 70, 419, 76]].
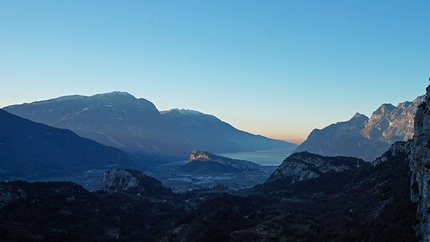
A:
[[218, 147, 296, 166]]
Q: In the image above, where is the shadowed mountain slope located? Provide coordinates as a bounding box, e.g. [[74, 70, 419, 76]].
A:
[[0, 109, 141, 180]]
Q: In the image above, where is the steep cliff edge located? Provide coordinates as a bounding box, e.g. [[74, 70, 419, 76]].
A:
[[410, 84, 430, 241]]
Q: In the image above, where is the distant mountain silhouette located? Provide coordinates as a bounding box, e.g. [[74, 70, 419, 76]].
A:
[[0, 109, 141, 181], [161, 109, 293, 152], [5, 92, 296, 159]]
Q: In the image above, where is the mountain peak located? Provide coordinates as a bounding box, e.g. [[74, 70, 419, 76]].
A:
[[374, 103, 396, 115], [350, 112, 368, 121], [352, 112, 363, 119]]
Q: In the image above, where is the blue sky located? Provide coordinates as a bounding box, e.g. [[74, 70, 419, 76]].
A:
[[1, 1, 429, 144]]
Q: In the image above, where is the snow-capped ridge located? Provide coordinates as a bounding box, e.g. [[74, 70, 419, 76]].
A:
[[93, 91, 136, 99]]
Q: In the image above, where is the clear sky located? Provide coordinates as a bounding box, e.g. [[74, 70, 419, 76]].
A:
[[1, 1, 429, 144]]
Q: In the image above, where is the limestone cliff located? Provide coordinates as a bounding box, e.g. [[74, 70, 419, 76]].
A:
[[410, 85, 430, 241], [100, 169, 174, 199]]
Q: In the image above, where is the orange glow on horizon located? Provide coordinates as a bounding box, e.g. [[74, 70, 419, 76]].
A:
[[264, 134, 304, 145]]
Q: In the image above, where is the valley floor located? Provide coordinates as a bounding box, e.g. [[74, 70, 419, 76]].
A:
[[47, 163, 277, 193], [148, 162, 277, 192]]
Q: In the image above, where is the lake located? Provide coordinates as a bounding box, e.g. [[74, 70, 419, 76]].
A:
[[218, 147, 296, 166]]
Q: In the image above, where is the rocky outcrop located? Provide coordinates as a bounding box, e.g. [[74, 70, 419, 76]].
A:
[[372, 140, 412, 166], [267, 151, 365, 184], [295, 96, 423, 161], [0, 186, 26, 209], [100, 169, 174, 199], [101, 169, 143, 192], [410, 85, 430, 241], [189, 149, 210, 162]]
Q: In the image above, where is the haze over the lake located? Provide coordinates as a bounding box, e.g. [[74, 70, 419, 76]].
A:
[[1, 1, 428, 144]]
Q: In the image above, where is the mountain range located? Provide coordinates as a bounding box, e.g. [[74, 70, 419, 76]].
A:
[[4, 92, 296, 160], [294, 95, 423, 161]]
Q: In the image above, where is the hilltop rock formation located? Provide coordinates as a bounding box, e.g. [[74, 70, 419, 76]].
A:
[[4, 93, 296, 159], [295, 96, 423, 161], [266, 151, 366, 184], [410, 85, 430, 241], [180, 150, 261, 173]]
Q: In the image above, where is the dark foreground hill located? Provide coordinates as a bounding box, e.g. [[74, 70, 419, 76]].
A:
[[0, 109, 144, 181], [0, 169, 184, 241]]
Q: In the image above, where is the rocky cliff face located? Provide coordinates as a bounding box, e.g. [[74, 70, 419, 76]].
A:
[[410, 85, 430, 241], [295, 96, 423, 161], [267, 151, 365, 184]]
